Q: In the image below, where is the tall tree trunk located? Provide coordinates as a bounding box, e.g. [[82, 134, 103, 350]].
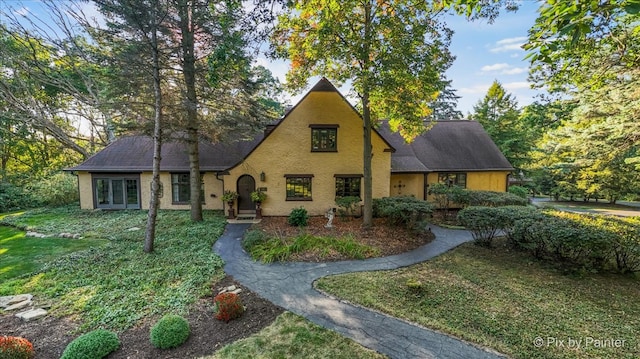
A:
[[361, 2, 373, 229], [144, 21, 163, 253], [361, 91, 373, 229], [178, 0, 202, 222]]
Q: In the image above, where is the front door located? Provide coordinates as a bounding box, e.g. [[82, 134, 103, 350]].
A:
[[237, 175, 255, 211]]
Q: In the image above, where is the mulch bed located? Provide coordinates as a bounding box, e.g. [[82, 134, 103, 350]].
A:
[[0, 276, 284, 359], [254, 216, 435, 262]]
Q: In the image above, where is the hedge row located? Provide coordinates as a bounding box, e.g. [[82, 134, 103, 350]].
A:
[[428, 183, 529, 209], [458, 206, 640, 273]]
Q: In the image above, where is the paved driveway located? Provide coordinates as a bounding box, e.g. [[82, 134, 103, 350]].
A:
[[214, 224, 507, 359]]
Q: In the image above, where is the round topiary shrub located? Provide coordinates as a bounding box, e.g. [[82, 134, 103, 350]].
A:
[[60, 329, 119, 359], [0, 336, 35, 359], [149, 314, 190, 349], [213, 292, 244, 322]]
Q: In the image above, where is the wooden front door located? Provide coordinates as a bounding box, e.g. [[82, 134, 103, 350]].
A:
[[237, 175, 255, 211]]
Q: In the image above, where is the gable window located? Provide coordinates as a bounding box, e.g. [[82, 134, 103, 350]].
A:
[[335, 175, 361, 198], [171, 173, 204, 204], [438, 173, 467, 188], [310, 125, 338, 152], [285, 174, 313, 200]]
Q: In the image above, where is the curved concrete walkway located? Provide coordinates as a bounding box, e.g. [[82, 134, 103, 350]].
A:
[[213, 224, 507, 359]]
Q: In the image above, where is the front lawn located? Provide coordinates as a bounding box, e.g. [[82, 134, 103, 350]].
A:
[[0, 207, 226, 331], [316, 241, 640, 359], [0, 226, 106, 281]]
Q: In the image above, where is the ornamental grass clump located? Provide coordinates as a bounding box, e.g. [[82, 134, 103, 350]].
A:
[[60, 329, 119, 359], [150, 314, 191, 349], [213, 292, 244, 322], [0, 336, 35, 359]]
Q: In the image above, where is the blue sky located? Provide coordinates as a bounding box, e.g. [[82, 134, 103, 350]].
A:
[[259, 1, 543, 116], [3, 0, 543, 116]]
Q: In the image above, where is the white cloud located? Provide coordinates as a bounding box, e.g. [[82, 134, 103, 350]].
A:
[[502, 67, 527, 75], [489, 36, 527, 53], [480, 63, 510, 72], [503, 81, 531, 91], [480, 63, 528, 75], [14, 7, 31, 16]]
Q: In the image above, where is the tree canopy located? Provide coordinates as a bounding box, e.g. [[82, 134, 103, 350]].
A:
[[273, 0, 455, 227]]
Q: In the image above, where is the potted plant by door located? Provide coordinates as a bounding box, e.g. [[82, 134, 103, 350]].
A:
[[250, 190, 267, 219], [222, 190, 239, 219]]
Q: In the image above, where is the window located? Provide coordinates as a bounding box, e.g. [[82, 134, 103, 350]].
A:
[[335, 176, 361, 198], [171, 173, 204, 204], [438, 173, 467, 188], [93, 175, 140, 209], [285, 175, 313, 200], [171, 174, 190, 203], [310, 126, 337, 152]]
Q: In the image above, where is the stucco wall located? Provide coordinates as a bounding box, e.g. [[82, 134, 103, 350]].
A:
[[226, 91, 392, 216], [77, 171, 93, 209], [77, 171, 224, 210], [466, 171, 510, 192], [140, 172, 225, 210], [389, 173, 425, 199]]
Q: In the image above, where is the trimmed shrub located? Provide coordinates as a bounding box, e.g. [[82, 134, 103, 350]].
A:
[[150, 314, 190, 349], [372, 196, 433, 229], [499, 206, 545, 244], [335, 196, 360, 218], [508, 185, 529, 199], [427, 183, 467, 210], [465, 190, 529, 207], [213, 292, 244, 322], [60, 329, 119, 359], [457, 206, 507, 247], [287, 207, 308, 227], [0, 336, 35, 359], [427, 186, 528, 212]]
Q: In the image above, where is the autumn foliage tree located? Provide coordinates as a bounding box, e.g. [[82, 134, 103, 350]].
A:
[[273, 0, 454, 228]]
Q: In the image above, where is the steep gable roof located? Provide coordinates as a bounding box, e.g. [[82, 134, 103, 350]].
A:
[[379, 120, 514, 173]]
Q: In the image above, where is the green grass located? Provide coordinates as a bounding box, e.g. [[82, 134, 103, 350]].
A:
[[316, 241, 640, 359], [536, 200, 640, 216], [207, 312, 386, 359], [0, 226, 107, 281], [243, 229, 380, 263], [0, 207, 226, 332]]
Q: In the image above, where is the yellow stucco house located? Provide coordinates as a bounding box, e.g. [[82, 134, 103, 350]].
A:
[[67, 78, 513, 216]]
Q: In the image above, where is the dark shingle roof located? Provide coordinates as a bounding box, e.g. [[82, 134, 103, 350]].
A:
[[378, 120, 514, 173], [67, 135, 262, 172], [68, 120, 512, 174]]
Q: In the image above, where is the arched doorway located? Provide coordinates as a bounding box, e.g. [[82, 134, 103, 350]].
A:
[[237, 175, 256, 212]]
